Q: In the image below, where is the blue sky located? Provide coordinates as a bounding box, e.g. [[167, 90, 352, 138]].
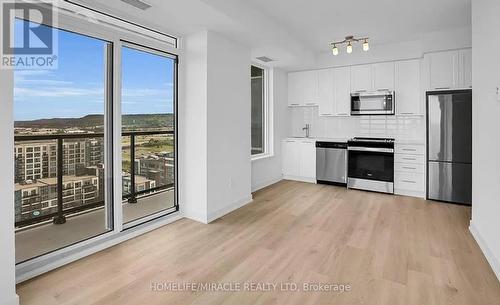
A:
[[14, 20, 174, 121]]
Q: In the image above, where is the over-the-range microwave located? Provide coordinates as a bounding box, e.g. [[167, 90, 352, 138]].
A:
[[350, 91, 395, 115]]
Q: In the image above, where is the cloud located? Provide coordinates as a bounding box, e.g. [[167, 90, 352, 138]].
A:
[[14, 86, 104, 98]]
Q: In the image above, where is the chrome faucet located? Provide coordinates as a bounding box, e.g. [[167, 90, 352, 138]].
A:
[[302, 124, 310, 138]]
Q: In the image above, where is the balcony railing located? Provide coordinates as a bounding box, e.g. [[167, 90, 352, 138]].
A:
[[14, 130, 174, 228]]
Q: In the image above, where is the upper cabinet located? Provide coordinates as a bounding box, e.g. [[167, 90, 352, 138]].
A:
[[424, 48, 472, 91], [334, 67, 351, 116], [350, 64, 372, 93], [287, 71, 318, 106], [372, 62, 395, 91], [395, 60, 421, 115], [317, 69, 335, 116], [460, 48, 472, 89], [351, 62, 395, 92]]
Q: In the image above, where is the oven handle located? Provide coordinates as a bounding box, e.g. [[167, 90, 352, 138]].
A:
[[348, 146, 394, 153]]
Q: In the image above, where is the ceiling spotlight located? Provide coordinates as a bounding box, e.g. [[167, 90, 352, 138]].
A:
[[332, 44, 339, 56], [346, 42, 353, 54], [363, 39, 370, 52], [329, 35, 370, 55]]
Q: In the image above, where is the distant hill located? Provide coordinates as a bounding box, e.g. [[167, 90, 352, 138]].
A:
[[15, 114, 174, 129]]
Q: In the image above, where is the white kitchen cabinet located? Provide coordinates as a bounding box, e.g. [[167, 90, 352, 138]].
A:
[[282, 140, 300, 177], [350, 64, 372, 93], [394, 143, 425, 198], [303, 70, 319, 106], [426, 50, 460, 90], [281, 139, 316, 183], [299, 140, 316, 180], [372, 62, 395, 91], [460, 48, 472, 89], [395, 60, 421, 115], [334, 66, 351, 116], [288, 72, 303, 106], [287, 71, 318, 106], [317, 69, 335, 116]]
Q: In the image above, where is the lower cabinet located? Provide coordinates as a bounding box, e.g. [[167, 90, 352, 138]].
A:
[[282, 139, 316, 183], [394, 144, 426, 198]]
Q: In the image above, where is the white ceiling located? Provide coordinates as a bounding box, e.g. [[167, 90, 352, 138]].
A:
[[74, 0, 471, 68]]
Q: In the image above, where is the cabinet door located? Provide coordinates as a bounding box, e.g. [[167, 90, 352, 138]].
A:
[[287, 72, 303, 106], [334, 66, 351, 116], [318, 69, 335, 116], [299, 140, 316, 179], [303, 71, 319, 106], [282, 140, 300, 176], [428, 51, 459, 90], [372, 62, 395, 91], [395, 60, 421, 115], [350, 64, 372, 93], [460, 48, 472, 89]]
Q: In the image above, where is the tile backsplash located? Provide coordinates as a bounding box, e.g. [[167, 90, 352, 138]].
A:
[[289, 107, 425, 140]]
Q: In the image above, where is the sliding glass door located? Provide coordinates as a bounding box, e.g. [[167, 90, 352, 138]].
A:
[[120, 44, 177, 227], [13, 19, 114, 263]]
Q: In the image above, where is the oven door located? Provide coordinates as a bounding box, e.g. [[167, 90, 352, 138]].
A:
[[347, 147, 394, 182]]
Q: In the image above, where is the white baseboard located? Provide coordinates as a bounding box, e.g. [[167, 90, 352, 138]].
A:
[[0, 295, 19, 305], [282, 175, 316, 184], [183, 208, 208, 224], [207, 195, 253, 223], [251, 176, 282, 192], [469, 221, 500, 281]]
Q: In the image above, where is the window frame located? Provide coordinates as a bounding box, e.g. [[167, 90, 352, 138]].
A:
[[251, 63, 273, 161], [13, 1, 181, 282]]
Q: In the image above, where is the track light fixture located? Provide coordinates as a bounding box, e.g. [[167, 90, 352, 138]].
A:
[[330, 35, 370, 56]]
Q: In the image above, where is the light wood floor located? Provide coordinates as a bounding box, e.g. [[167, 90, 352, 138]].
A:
[[17, 180, 500, 305]]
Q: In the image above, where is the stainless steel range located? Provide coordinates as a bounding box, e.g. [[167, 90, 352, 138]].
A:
[[347, 137, 395, 194]]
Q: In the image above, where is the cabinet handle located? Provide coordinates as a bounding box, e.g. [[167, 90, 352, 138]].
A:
[[402, 157, 417, 161], [321, 113, 333, 116], [337, 113, 348, 116], [402, 180, 417, 184], [400, 112, 415, 115], [402, 166, 417, 170], [435, 87, 450, 90], [377, 88, 390, 91]]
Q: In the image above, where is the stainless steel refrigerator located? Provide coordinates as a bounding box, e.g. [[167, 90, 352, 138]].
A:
[[427, 90, 472, 205]]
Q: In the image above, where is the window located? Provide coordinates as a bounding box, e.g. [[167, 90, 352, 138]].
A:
[[251, 65, 270, 157], [121, 44, 177, 226], [13, 19, 113, 263]]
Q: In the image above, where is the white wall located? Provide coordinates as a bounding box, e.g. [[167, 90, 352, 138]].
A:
[[0, 6, 18, 304], [182, 30, 253, 223], [251, 68, 288, 192], [206, 31, 252, 221], [470, 0, 500, 280], [180, 31, 209, 222], [315, 26, 472, 69]]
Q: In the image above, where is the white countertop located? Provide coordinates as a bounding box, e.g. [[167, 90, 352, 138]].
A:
[[395, 139, 425, 145], [284, 137, 425, 145], [283, 137, 349, 143]]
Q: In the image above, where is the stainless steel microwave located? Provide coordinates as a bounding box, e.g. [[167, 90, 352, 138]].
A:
[[350, 91, 395, 115]]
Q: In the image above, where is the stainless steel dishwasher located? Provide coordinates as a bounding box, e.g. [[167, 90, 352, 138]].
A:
[[316, 141, 348, 185]]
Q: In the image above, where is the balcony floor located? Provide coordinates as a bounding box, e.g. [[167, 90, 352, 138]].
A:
[[16, 190, 174, 263]]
